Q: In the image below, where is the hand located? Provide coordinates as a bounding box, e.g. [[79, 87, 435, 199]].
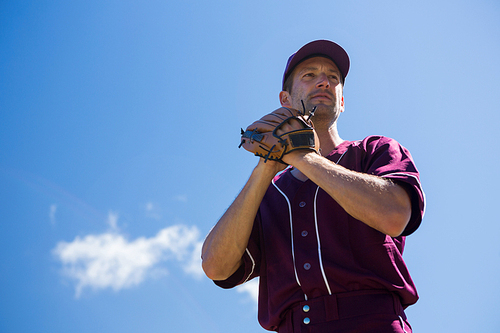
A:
[[275, 118, 320, 165], [274, 117, 304, 136], [256, 155, 287, 175], [239, 107, 318, 163]]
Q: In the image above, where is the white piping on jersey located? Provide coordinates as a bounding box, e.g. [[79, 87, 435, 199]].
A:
[[313, 185, 332, 295], [272, 180, 303, 290], [382, 172, 427, 217], [334, 149, 349, 165], [242, 248, 256, 284], [399, 316, 409, 333], [311, 149, 349, 295], [271, 149, 349, 299]]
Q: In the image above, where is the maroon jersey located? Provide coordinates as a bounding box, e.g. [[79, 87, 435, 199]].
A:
[[216, 136, 425, 331]]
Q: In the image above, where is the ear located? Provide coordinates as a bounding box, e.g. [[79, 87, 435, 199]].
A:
[[279, 91, 292, 107]]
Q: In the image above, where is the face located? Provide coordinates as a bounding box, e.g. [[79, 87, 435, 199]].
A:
[[281, 56, 344, 125]]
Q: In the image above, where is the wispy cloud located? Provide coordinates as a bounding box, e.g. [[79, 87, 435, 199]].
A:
[[173, 194, 188, 203], [53, 215, 203, 298], [144, 202, 161, 220], [49, 204, 57, 225], [106, 211, 120, 231]]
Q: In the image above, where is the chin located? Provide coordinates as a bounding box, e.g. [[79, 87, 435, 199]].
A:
[[312, 103, 334, 112]]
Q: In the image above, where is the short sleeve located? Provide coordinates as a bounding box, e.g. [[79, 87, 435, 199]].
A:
[[356, 136, 425, 236]]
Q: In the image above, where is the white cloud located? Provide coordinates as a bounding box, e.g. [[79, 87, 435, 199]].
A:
[[237, 278, 259, 305], [182, 241, 204, 279], [53, 223, 203, 298], [52, 213, 258, 307]]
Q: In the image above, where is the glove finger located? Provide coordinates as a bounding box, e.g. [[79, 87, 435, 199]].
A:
[[240, 133, 284, 161], [246, 107, 302, 133]]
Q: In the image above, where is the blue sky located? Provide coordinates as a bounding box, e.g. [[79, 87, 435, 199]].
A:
[[1, 1, 499, 332]]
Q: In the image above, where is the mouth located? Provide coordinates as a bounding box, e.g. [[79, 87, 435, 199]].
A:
[[309, 96, 333, 104], [309, 92, 333, 101]]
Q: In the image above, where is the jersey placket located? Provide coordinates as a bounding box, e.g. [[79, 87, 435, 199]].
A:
[[291, 182, 330, 299]]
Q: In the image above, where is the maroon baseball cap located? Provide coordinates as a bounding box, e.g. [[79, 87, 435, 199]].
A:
[[282, 40, 350, 89]]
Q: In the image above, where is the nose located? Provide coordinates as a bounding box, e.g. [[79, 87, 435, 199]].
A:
[[315, 73, 330, 89]]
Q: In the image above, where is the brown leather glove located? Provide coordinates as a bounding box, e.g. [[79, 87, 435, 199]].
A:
[[239, 107, 319, 163]]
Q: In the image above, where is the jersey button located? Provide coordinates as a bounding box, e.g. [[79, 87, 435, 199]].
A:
[[303, 263, 311, 270], [301, 230, 308, 237], [299, 201, 306, 207], [303, 317, 311, 325]]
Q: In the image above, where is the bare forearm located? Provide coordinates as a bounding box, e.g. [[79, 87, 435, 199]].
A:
[[287, 152, 411, 237], [202, 160, 281, 281]]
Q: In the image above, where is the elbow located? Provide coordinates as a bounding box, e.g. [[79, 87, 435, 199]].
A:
[[202, 259, 222, 281], [385, 223, 406, 238], [384, 206, 412, 237], [201, 240, 243, 281], [201, 250, 219, 280], [384, 184, 413, 237], [201, 256, 236, 281], [201, 241, 225, 281]]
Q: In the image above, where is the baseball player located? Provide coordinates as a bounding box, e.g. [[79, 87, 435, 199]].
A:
[[202, 40, 425, 332]]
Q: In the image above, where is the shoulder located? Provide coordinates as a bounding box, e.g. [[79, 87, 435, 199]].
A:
[[339, 135, 418, 175], [326, 136, 399, 165], [348, 135, 413, 158], [354, 135, 401, 150]]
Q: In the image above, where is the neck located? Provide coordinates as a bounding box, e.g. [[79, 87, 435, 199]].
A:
[[288, 121, 343, 182], [315, 121, 344, 156]]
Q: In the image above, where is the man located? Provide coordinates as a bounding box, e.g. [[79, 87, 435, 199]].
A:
[[202, 40, 425, 332]]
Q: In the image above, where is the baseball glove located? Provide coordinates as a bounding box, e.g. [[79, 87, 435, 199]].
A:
[[239, 106, 319, 163]]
